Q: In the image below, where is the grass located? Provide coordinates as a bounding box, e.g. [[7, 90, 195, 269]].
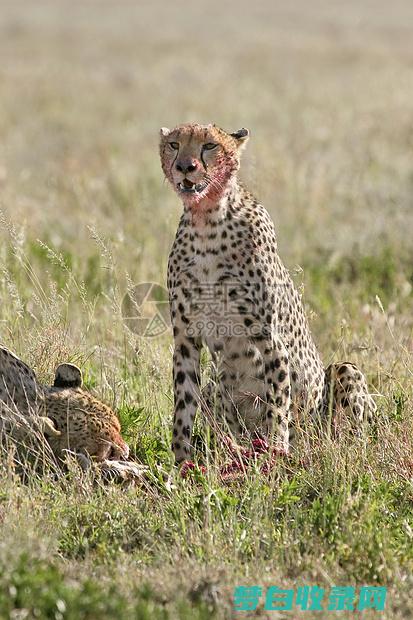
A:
[[1, 0, 413, 617]]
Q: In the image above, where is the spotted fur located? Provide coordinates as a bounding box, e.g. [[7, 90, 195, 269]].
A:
[[160, 122, 376, 463]]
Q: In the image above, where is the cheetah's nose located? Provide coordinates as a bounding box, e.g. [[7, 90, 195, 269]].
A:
[[176, 159, 198, 174]]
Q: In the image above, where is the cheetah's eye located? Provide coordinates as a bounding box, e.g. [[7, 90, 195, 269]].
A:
[[168, 142, 179, 150], [203, 143, 217, 151]]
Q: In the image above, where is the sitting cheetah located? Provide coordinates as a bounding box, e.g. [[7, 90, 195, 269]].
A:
[[160, 122, 376, 463], [0, 346, 129, 462]]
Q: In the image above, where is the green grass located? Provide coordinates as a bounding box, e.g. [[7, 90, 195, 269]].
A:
[[1, 424, 413, 618], [1, 1, 413, 618]]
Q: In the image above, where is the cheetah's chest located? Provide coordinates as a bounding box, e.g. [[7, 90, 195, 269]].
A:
[[176, 237, 245, 348], [172, 230, 266, 409]]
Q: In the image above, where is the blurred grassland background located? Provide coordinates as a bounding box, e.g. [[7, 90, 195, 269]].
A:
[[0, 1, 413, 618]]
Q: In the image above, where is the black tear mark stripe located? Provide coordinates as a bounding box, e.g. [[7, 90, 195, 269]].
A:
[[170, 149, 179, 174], [200, 148, 208, 171]]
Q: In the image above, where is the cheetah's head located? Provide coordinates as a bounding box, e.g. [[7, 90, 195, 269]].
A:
[[159, 123, 249, 206]]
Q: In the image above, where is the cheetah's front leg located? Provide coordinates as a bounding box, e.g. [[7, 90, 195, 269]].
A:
[[172, 337, 201, 463], [262, 338, 291, 454]]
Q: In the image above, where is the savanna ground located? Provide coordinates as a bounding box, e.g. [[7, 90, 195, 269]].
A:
[[0, 1, 412, 618]]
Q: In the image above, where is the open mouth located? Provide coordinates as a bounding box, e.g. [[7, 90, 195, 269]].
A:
[[177, 179, 206, 194]]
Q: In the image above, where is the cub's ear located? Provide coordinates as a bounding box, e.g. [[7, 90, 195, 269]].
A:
[[54, 363, 82, 389], [230, 128, 250, 150], [160, 127, 171, 138]]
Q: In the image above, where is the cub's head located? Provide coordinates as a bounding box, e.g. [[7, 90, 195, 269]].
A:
[[159, 123, 249, 206]]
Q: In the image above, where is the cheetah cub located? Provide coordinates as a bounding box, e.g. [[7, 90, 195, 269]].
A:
[[0, 346, 129, 462], [160, 123, 376, 464]]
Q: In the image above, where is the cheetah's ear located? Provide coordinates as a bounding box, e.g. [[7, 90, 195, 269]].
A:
[[54, 363, 82, 389], [230, 128, 250, 151], [160, 127, 171, 138]]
